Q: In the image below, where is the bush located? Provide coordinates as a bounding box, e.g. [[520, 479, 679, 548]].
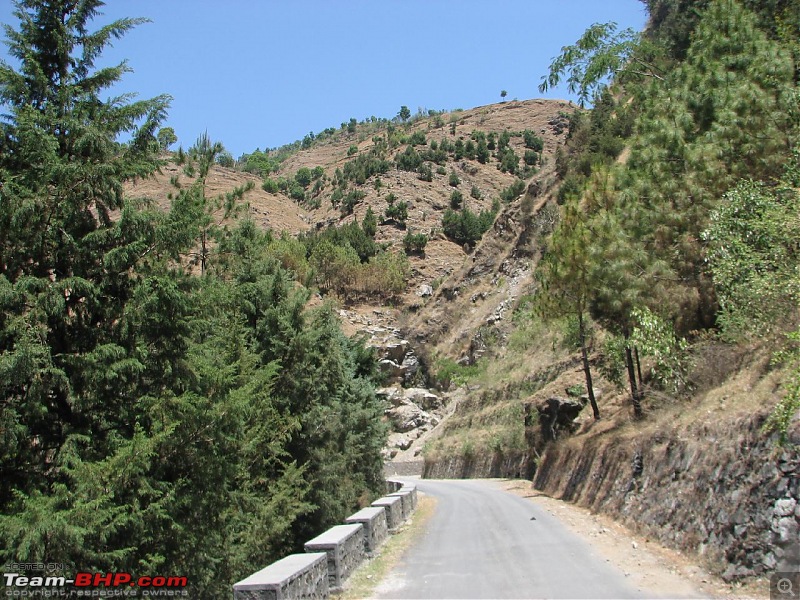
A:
[[449, 171, 460, 187], [498, 147, 519, 175], [524, 149, 540, 166], [499, 179, 525, 203], [295, 167, 313, 188], [523, 130, 544, 151], [403, 231, 428, 254], [441, 206, 497, 246], [395, 146, 422, 171], [450, 190, 464, 209], [341, 189, 366, 215], [262, 177, 279, 193], [289, 182, 306, 202], [385, 200, 408, 226], [417, 163, 433, 182], [408, 131, 427, 146]]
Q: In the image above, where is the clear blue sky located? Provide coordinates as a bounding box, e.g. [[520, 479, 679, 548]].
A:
[[0, 1, 647, 159]]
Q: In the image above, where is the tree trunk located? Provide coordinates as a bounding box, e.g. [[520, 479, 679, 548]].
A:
[[624, 334, 643, 418], [578, 311, 600, 420], [634, 346, 644, 391]]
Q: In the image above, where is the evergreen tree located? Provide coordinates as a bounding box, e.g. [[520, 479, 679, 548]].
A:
[[536, 201, 600, 419], [0, 4, 388, 596]]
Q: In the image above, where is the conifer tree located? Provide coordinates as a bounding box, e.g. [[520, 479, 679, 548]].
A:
[[536, 201, 600, 419]]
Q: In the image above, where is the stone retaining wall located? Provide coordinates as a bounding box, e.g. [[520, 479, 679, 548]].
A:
[[533, 414, 800, 582], [423, 450, 531, 479], [388, 488, 414, 520]]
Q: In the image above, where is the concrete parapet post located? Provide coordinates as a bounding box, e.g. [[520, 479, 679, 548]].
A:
[[371, 495, 404, 532], [232, 552, 328, 600], [304, 523, 365, 592], [399, 485, 418, 510], [345, 506, 389, 555], [387, 488, 413, 520]]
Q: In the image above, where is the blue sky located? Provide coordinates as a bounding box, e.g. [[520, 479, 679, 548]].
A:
[[0, 1, 647, 159]]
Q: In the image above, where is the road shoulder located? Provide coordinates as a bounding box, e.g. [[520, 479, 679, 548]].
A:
[[500, 479, 768, 599]]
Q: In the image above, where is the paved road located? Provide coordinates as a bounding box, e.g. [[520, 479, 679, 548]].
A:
[[375, 479, 670, 599]]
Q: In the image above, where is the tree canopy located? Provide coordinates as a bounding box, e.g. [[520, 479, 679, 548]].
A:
[[0, 2, 387, 596]]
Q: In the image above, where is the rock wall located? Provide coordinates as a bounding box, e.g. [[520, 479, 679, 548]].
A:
[[533, 413, 800, 581], [423, 449, 532, 480]]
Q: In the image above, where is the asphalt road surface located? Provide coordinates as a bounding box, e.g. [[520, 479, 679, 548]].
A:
[[375, 479, 680, 600]]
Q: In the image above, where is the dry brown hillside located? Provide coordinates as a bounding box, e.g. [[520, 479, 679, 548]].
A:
[[126, 99, 575, 334]]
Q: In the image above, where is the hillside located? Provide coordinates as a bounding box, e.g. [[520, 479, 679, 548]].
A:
[[4, 1, 798, 596], [128, 99, 572, 305]]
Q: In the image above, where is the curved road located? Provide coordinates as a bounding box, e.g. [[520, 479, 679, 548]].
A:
[[375, 479, 677, 599]]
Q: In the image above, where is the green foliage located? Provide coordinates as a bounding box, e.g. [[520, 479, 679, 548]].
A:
[[430, 357, 485, 390], [702, 177, 800, 339], [157, 127, 178, 151], [441, 206, 497, 246], [449, 190, 464, 209], [341, 148, 391, 185], [340, 189, 366, 216], [449, 171, 461, 187], [403, 231, 428, 255], [597, 333, 628, 389], [398, 105, 411, 122], [216, 150, 235, 167], [523, 130, 544, 151], [395, 146, 423, 171], [239, 148, 283, 176], [384, 199, 409, 226], [538, 21, 642, 106], [301, 221, 379, 264], [500, 179, 526, 203], [408, 131, 427, 146], [497, 147, 519, 174], [631, 306, 690, 393], [523, 149, 540, 166], [763, 328, 800, 442], [362, 206, 377, 238], [417, 163, 433, 182], [0, 4, 387, 596]]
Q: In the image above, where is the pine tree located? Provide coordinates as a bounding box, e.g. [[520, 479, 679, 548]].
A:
[[618, 0, 798, 330], [536, 201, 600, 419]]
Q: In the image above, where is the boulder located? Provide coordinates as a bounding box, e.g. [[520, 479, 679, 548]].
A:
[[404, 388, 441, 411], [537, 396, 585, 440]]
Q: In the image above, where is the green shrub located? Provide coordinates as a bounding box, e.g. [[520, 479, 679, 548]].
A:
[[395, 146, 422, 171], [403, 231, 428, 254], [523, 130, 544, 151], [500, 179, 525, 203], [417, 163, 433, 182], [441, 206, 497, 246], [385, 200, 408, 226]]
